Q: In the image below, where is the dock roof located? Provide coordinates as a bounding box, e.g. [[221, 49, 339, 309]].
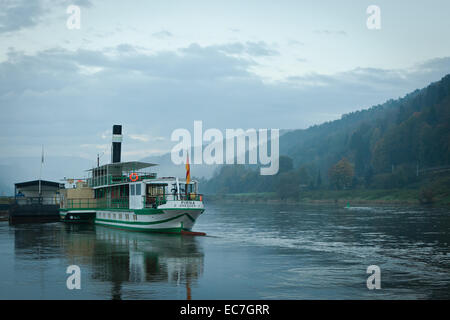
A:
[[15, 180, 62, 188]]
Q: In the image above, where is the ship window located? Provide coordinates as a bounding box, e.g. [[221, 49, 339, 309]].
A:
[[136, 184, 141, 195], [130, 184, 135, 196]]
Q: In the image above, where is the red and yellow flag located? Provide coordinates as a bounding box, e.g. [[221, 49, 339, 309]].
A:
[[185, 151, 191, 184]]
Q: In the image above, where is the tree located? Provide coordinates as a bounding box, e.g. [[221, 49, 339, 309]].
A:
[[328, 158, 354, 189], [316, 170, 322, 189], [276, 172, 300, 200], [364, 166, 374, 187], [297, 166, 310, 186], [278, 156, 294, 174], [419, 187, 434, 204]]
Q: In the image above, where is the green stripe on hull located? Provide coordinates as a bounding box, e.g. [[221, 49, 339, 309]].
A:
[[95, 221, 185, 234], [185, 213, 195, 222], [95, 212, 196, 225]]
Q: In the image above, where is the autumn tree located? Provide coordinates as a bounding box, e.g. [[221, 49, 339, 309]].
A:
[[328, 158, 354, 189]]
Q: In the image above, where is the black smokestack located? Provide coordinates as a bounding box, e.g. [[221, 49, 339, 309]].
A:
[[111, 125, 122, 163]]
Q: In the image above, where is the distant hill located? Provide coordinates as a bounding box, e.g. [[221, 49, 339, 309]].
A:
[[204, 74, 450, 194], [281, 74, 450, 178]]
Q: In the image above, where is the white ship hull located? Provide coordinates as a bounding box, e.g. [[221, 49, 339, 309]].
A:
[[60, 201, 205, 233]]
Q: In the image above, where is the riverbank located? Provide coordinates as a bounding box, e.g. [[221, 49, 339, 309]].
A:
[[206, 188, 450, 206]]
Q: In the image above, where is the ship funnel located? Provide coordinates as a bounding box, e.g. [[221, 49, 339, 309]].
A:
[[111, 125, 122, 163]]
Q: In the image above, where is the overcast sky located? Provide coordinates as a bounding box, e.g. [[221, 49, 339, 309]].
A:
[[1, 0, 450, 163]]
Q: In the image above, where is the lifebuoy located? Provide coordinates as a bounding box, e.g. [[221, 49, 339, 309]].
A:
[[129, 173, 139, 182]]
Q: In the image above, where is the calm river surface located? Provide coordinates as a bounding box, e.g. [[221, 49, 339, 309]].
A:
[[0, 203, 449, 299]]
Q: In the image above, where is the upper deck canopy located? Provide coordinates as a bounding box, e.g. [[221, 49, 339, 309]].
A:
[[88, 161, 157, 173], [87, 161, 158, 187]]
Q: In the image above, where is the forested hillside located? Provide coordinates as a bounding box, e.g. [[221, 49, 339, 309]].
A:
[[204, 74, 450, 202]]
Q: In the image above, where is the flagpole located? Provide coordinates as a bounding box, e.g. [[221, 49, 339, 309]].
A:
[[185, 150, 191, 198], [39, 145, 44, 197]]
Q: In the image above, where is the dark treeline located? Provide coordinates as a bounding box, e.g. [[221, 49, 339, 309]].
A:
[[202, 74, 450, 200]]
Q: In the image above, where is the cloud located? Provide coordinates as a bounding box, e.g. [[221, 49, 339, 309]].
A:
[[0, 0, 93, 34], [0, 42, 260, 159], [116, 43, 137, 53], [314, 29, 347, 36], [0, 0, 44, 33], [0, 43, 254, 98], [1, 42, 449, 163], [122, 149, 169, 157], [283, 57, 450, 113], [129, 134, 150, 142], [413, 57, 450, 74], [128, 134, 165, 142], [288, 40, 304, 47], [245, 41, 279, 57], [152, 30, 173, 39], [70, 0, 93, 8], [80, 144, 108, 149], [214, 41, 279, 57]]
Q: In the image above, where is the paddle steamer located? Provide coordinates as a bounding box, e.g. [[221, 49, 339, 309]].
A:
[[59, 125, 204, 234]]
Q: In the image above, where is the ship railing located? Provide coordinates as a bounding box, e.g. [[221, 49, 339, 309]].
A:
[[88, 172, 157, 187], [144, 193, 203, 208], [61, 197, 129, 209]]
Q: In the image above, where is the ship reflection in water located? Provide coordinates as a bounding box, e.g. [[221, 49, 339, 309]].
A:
[[12, 223, 204, 300], [88, 226, 204, 300]]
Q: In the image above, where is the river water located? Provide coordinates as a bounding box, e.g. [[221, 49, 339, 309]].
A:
[[0, 203, 449, 299]]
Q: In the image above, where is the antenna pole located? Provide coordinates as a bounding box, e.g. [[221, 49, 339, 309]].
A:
[[39, 145, 44, 197]]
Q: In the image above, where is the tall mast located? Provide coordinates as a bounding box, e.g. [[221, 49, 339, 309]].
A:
[[39, 145, 44, 196]]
